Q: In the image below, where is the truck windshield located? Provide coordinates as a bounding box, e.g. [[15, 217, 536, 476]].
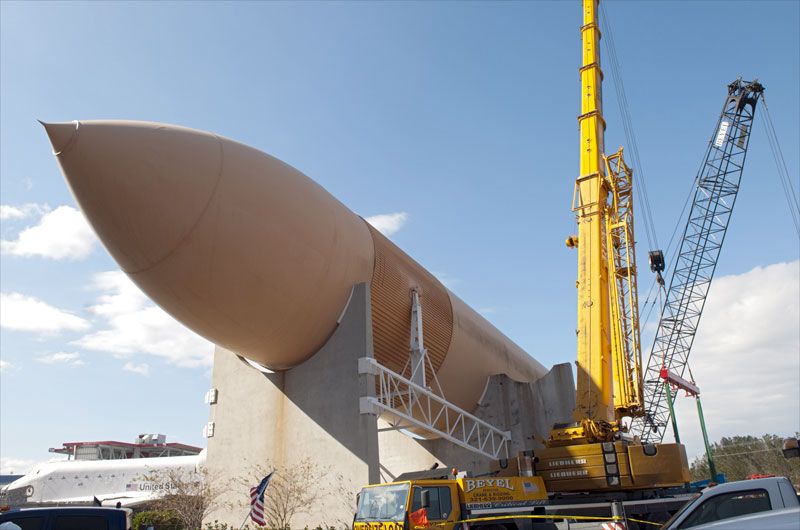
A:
[[355, 483, 411, 523]]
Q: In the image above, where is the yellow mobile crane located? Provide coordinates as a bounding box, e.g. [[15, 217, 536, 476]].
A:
[[353, 2, 698, 529], [528, 0, 690, 492]]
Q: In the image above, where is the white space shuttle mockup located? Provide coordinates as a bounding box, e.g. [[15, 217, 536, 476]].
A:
[[1, 437, 205, 508]]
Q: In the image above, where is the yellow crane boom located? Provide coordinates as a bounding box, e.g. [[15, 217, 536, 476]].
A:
[[571, 0, 613, 430], [560, 0, 643, 444], [535, 0, 688, 493], [605, 149, 644, 421]]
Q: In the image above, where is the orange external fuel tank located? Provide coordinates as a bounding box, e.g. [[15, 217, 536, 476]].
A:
[[43, 120, 547, 412]]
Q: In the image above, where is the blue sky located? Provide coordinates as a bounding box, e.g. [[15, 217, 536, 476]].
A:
[[1, 1, 798, 474]]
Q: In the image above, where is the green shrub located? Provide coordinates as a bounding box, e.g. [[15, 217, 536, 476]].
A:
[[203, 523, 258, 530], [132, 509, 183, 530]]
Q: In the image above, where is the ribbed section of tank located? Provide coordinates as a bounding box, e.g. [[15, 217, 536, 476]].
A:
[[43, 120, 546, 413]]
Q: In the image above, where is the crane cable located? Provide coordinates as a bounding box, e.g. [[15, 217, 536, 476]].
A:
[[598, 6, 799, 332], [637, 80, 746, 328], [640, 118, 718, 327], [759, 94, 800, 238], [640, 178, 695, 327], [639, 89, 800, 328], [599, 2, 675, 332], [598, 3, 659, 254]]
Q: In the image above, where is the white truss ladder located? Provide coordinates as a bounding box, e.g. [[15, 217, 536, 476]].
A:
[[359, 290, 511, 460]]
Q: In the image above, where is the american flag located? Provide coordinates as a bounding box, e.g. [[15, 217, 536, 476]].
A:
[[249, 471, 274, 526]]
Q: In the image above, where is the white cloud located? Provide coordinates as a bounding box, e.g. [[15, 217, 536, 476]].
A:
[[36, 352, 86, 366], [123, 362, 150, 376], [432, 270, 461, 289], [1, 205, 97, 260], [0, 457, 65, 475], [661, 261, 800, 462], [0, 360, 10, 373], [0, 292, 91, 333], [365, 212, 408, 236], [0, 457, 38, 475], [72, 271, 214, 369], [0, 203, 49, 220]]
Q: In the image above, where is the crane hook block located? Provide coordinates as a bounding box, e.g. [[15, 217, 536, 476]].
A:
[[648, 250, 665, 273]]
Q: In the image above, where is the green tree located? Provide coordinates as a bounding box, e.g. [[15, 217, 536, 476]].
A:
[[689, 433, 800, 488]]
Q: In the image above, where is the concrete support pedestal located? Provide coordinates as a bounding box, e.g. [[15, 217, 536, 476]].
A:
[[204, 282, 576, 527], [204, 283, 378, 528]]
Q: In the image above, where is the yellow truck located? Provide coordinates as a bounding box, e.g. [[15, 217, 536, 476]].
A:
[[353, 467, 696, 530], [354, 471, 548, 530]]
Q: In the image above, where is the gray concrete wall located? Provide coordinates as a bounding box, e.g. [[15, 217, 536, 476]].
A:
[[476, 363, 576, 452], [204, 283, 378, 528], [203, 282, 576, 528]]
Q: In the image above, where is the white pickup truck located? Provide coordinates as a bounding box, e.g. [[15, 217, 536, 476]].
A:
[[660, 476, 800, 529]]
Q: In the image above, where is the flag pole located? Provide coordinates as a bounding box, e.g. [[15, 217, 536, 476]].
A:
[[238, 503, 257, 530], [240, 469, 276, 530]]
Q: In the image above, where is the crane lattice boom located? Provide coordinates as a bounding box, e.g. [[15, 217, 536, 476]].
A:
[[633, 78, 764, 443]]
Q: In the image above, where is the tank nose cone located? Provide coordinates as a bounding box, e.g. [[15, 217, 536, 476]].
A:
[[40, 120, 79, 155], [42, 119, 380, 369], [44, 120, 223, 273]]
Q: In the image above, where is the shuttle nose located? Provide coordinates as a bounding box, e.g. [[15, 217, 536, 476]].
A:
[[43, 120, 223, 273]]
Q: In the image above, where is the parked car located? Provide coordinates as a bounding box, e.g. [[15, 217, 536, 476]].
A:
[[660, 476, 800, 529], [0, 506, 131, 530]]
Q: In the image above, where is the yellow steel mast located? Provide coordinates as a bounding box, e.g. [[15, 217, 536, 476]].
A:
[[556, 0, 643, 445], [569, 0, 614, 441]]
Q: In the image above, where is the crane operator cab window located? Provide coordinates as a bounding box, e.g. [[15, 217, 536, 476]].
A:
[[411, 486, 452, 521], [677, 489, 771, 529]]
